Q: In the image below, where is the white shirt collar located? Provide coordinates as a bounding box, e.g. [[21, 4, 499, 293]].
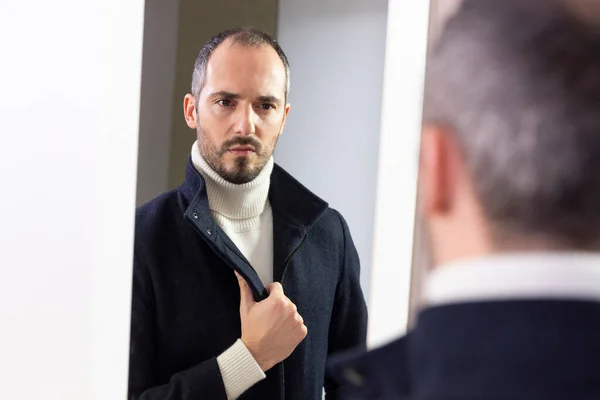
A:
[[424, 252, 600, 306]]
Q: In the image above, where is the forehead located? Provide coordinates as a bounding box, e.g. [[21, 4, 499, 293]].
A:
[[204, 40, 286, 98]]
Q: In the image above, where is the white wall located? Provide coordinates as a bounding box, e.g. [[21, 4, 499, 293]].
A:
[[0, 0, 144, 398], [367, 0, 431, 348], [136, 0, 181, 206], [276, 0, 389, 300]]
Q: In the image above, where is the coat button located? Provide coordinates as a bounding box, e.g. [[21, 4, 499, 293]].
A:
[[192, 212, 198, 219], [207, 229, 212, 235], [343, 367, 364, 387]]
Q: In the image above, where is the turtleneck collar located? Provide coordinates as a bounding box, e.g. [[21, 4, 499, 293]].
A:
[[191, 140, 273, 220]]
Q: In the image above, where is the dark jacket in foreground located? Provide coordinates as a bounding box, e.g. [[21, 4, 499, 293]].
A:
[[328, 300, 600, 399], [129, 159, 368, 400]]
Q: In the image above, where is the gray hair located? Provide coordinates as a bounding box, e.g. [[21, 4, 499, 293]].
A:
[[424, 0, 600, 248], [190, 26, 290, 101]]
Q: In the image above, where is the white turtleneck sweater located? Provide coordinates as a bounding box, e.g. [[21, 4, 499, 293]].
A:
[[191, 142, 271, 399]]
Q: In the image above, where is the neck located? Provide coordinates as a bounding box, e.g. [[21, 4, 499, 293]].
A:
[[191, 141, 274, 219]]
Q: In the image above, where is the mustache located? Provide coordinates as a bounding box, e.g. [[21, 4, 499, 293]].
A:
[[220, 137, 263, 154]]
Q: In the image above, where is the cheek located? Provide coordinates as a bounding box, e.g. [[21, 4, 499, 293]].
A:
[[258, 127, 281, 149], [257, 114, 284, 137], [199, 116, 227, 138]]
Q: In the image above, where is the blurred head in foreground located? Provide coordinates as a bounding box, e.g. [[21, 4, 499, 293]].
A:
[[421, 0, 600, 267]]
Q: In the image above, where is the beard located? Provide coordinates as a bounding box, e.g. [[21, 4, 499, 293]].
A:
[[197, 124, 279, 184]]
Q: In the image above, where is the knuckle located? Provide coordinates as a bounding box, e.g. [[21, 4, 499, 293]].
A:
[[272, 282, 283, 292], [278, 297, 288, 309], [266, 284, 277, 296], [286, 302, 296, 313]]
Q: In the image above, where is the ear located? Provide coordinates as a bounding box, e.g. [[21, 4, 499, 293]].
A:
[[183, 94, 197, 129], [279, 103, 291, 135], [419, 124, 454, 216]]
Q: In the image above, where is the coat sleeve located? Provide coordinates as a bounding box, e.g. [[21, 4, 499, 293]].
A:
[[324, 211, 369, 399], [128, 253, 229, 400]]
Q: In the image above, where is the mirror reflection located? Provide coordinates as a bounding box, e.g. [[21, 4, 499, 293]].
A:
[[131, 1, 388, 398]]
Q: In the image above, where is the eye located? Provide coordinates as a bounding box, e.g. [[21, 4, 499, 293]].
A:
[[258, 103, 275, 110], [217, 99, 232, 107]]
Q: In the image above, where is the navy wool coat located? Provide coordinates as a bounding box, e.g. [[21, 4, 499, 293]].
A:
[[129, 159, 368, 400], [328, 300, 600, 400]]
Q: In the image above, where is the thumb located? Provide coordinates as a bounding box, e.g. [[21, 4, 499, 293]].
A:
[[235, 271, 255, 311]]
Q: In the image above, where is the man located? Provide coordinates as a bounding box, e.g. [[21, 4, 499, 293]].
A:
[[328, 0, 600, 398], [128, 27, 367, 399]]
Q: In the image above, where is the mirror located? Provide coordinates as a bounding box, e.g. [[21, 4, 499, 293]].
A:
[[131, 0, 396, 399]]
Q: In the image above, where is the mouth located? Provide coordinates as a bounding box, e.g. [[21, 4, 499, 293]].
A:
[[228, 146, 256, 155]]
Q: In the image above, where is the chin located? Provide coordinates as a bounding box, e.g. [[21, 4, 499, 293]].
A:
[[224, 171, 255, 185]]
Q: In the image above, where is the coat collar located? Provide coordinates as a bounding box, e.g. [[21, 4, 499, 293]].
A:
[[329, 300, 600, 399], [180, 157, 329, 301], [180, 156, 328, 229]]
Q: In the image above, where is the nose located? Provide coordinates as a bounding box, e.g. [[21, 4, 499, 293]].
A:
[[232, 104, 256, 136]]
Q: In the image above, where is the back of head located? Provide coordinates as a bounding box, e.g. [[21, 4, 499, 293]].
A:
[[424, 0, 600, 249]]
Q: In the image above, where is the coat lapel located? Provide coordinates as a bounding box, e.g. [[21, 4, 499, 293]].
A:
[[268, 164, 328, 282], [272, 211, 306, 282]]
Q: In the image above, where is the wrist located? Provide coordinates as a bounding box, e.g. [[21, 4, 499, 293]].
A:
[[241, 338, 271, 372]]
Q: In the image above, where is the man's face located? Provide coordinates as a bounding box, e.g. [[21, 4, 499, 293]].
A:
[[184, 40, 290, 184]]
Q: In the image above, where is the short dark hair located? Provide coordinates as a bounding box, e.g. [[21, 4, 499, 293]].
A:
[[424, 0, 600, 248], [191, 26, 290, 101]]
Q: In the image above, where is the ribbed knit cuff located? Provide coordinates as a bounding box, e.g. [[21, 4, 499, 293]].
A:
[[217, 339, 266, 400]]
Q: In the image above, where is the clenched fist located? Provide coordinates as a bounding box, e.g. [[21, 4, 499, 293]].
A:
[[235, 271, 307, 372]]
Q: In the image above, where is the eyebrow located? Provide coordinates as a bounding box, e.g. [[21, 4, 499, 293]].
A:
[[257, 95, 281, 104], [209, 91, 241, 100], [209, 91, 281, 105]]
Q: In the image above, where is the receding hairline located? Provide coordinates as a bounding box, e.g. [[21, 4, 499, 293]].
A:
[[213, 37, 288, 71], [199, 39, 288, 101], [191, 27, 291, 102]]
